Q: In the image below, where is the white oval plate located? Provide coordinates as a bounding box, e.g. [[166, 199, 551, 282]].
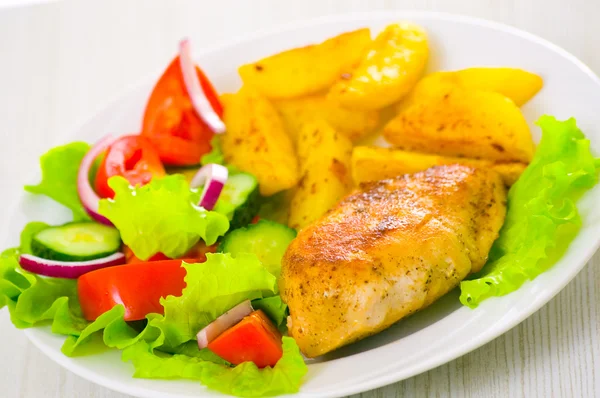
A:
[[9, 10, 600, 398]]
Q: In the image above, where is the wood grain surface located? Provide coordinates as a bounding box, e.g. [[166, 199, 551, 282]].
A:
[[0, 0, 598, 397]]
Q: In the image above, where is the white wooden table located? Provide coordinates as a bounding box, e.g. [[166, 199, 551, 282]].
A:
[[0, 0, 599, 397]]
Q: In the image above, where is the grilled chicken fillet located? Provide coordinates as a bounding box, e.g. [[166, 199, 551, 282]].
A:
[[280, 164, 507, 357]]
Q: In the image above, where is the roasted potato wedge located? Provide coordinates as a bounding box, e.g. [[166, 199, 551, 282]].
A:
[[289, 121, 353, 230], [402, 68, 543, 108], [221, 87, 299, 196], [352, 146, 526, 186], [452, 68, 542, 106], [238, 29, 371, 99], [328, 22, 428, 110], [384, 87, 535, 163], [273, 94, 379, 143]]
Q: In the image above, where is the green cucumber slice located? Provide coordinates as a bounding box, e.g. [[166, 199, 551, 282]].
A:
[[214, 173, 260, 230], [218, 220, 296, 278], [31, 222, 121, 262]]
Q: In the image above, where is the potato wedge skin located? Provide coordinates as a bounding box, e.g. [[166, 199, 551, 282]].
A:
[[273, 94, 379, 143], [402, 68, 543, 108], [289, 121, 353, 230], [238, 29, 371, 99], [328, 22, 428, 110], [221, 87, 299, 196], [384, 87, 535, 163], [352, 146, 526, 187]]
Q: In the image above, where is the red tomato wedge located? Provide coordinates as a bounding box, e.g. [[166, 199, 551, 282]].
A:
[[208, 310, 283, 368], [142, 56, 222, 166], [78, 259, 189, 321], [94, 135, 165, 199]]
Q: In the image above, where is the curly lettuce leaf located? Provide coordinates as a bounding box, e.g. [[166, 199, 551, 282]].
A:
[[19, 221, 50, 255], [122, 337, 307, 397], [0, 222, 86, 332], [62, 305, 144, 356], [25, 142, 91, 220], [149, 253, 277, 349], [460, 116, 600, 307], [98, 175, 229, 260], [0, 222, 139, 356], [168, 340, 229, 364]]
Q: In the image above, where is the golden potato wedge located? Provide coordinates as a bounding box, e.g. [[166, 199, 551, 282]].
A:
[[352, 146, 526, 186], [238, 29, 371, 99], [221, 87, 299, 196], [273, 94, 379, 143], [289, 121, 353, 230], [402, 68, 543, 108], [328, 22, 428, 110], [384, 87, 535, 163], [453, 68, 543, 106]]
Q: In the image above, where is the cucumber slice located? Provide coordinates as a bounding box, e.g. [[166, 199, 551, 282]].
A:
[[214, 173, 260, 230], [31, 222, 121, 262], [218, 220, 296, 277]]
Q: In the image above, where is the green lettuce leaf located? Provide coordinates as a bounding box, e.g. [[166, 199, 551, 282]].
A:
[[60, 306, 180, 357], [122, 337, 307, 397], [98, 175, 229, 260], [460, 116, 600, 307], [252, 296, 288, 330], [0, 222, 97, 348], [0, 222, 86, 332], [149, 253, 277, 349], [25, 142, 91, 220], [168, 340, 230, 364], [19, 221, 50, 255], [62, 305, 143, 356]]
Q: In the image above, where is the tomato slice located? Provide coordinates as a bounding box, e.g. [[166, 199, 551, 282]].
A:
[[142, 56, 222, 166], [94, 135, 165, 199], [208, 310, 283, 368], [78, 260, 189, 321]]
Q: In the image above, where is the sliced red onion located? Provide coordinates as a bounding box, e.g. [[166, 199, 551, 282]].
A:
[[19, 252, 125, 279], [77, 135, 119, 225], [197, 300, 254, 349], [190, 163, 228, 211], [179, 38, 226, 134]]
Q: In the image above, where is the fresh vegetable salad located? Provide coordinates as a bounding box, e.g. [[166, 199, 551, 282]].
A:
[[1, 40, 306, 397], [1, 23, 599, 397]]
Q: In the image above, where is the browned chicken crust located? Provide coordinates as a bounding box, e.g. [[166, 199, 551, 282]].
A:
[[280, 164, 507, 357]]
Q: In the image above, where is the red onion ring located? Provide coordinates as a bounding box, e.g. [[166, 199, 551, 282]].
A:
[[19, 252, 125, 279], [179, 38, 226, 134], [190, 163, 228, 211], [77, 135, 118, 225]]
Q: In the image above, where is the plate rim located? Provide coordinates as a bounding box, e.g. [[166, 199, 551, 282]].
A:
[[12, 9, 600, 398]]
